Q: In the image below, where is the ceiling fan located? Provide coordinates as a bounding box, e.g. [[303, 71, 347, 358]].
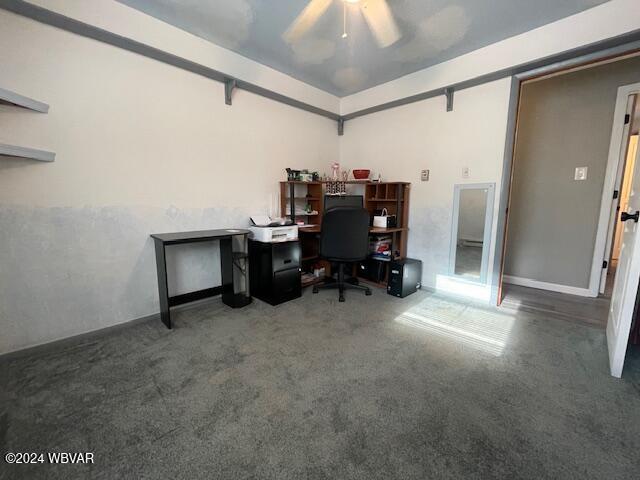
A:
[[283, 0, 401, 48]]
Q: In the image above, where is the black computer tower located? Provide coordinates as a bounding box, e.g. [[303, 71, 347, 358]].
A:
[[249, 239, 301, 305], [387, 258, 422, 298]]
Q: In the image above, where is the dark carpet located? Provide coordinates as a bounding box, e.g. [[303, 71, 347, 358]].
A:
[[1, 288, 639, 479]]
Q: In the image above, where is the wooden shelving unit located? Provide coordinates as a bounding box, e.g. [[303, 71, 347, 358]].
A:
[[279, 181, 324, 224], [279, 180, 411, 288]]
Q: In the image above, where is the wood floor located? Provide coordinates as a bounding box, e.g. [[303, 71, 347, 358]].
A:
[[500, 284, 609, 327], [500, 267, 615, 328]]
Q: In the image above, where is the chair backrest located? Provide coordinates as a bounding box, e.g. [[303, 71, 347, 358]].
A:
[[320, 207, 370, 262]]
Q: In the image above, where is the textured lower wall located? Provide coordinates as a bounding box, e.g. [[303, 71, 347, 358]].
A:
[[403, 205, 456, 290], [0, 205, 253, 353]]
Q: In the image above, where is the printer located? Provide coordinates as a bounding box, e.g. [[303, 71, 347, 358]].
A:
[[249, 216, 298, 243]]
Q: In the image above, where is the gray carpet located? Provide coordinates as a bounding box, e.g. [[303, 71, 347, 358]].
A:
[[1, 288, 639, 479]]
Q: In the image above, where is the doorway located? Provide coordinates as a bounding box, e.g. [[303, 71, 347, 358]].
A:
[[496, 55, 640, 376], [501, 56, 640, 297]]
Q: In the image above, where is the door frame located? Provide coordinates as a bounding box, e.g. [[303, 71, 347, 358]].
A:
[[594, 86, 640, 294], [492, 47, 640, 305]]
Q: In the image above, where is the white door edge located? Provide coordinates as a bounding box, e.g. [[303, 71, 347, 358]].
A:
[[591, 82, 640, 296], [599, 96, 637, 294]]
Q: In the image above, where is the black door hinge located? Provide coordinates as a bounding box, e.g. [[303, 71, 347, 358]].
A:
[[613, 189, 619, 199], [625, 114, 631, 125], [603, 260, 608, 269]]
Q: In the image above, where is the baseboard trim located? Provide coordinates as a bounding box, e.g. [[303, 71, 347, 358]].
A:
[[0, 313, 158, 362], [0, 295, 222, 361], [503, 275, 594, 297]]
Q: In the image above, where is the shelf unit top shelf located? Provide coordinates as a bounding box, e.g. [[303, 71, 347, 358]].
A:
[[0, 143, 56, 162], [0, 87, 49, 113], [281, 180, 410, 185]]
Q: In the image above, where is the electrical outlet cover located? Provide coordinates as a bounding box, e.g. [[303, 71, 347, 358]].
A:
[[575, 166, 588, 181]]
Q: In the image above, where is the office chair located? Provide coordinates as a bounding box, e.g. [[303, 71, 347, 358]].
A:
[[313, 207, 372, 302]]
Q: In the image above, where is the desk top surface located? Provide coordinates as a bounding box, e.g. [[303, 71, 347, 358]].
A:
[[298, 225, 407, 234], [151, 229, 250, 244]]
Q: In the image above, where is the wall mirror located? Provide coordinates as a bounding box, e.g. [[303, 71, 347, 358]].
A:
[[449, 183, 496, 284]]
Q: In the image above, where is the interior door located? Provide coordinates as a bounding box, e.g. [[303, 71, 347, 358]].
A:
[[613, 136, 639, 261], [600, 96, 637, 293], [607, 139, 640, 378]]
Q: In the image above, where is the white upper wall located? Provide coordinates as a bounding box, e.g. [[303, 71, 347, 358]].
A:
[[26, 0, 340, 114], [340, 0, 640, 115], [16, 0, 640, 117]]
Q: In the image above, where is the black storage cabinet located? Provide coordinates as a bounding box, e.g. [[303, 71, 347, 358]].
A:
[[249, 239, 301, 305]]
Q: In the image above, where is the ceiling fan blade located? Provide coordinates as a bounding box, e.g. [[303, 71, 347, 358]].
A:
[[360, 0, 401, 48], [283, 0, 333, 44]]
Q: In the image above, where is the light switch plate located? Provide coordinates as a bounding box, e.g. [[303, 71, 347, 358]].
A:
[[575, 166, 588, 181], [421, 169, 429, 181], [462, 167, 470, 179]]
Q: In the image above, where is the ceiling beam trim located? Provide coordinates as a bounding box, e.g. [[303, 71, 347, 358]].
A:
[[4, 0, 639, 136], [0, 0, 341, 123], [341, 29, 640, 123]]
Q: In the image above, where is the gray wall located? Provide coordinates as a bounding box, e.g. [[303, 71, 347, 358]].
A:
[[504, 56, 640, 288]]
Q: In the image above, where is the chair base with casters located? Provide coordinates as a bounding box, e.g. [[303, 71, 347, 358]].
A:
[[312, 263, 372, 302]]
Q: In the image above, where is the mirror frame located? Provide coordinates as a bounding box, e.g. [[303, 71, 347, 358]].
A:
[[449, 183, 496, 284]]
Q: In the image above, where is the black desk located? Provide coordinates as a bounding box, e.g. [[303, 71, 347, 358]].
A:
[[150, 229, 251, 329]]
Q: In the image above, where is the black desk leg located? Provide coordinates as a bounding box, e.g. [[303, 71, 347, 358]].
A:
[[153, 238, 171, 329], [220, 237, 234, 307]]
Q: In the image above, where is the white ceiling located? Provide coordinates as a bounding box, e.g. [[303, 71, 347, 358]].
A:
[[116, 0, 611, 97]]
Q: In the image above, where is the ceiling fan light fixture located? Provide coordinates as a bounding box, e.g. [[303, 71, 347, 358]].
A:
[[342, 1, 349, 39], [284, 0, 400, 48]]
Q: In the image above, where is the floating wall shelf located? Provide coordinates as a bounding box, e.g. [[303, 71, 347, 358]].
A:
[[0, 87, 49, 113], [0, 143, 55, 162]]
